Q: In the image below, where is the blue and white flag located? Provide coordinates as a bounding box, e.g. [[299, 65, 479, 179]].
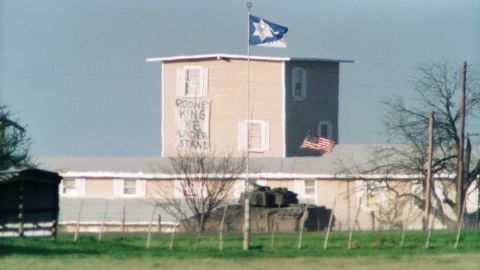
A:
[[249, 15, 288, 48]]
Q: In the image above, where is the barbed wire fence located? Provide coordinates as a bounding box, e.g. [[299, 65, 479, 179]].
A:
[[58, 195, 479, 251]]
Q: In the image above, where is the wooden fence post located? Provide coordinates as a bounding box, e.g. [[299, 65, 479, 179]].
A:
[[425, 209, 436, 249], [219, 205, 228, 251], [271, 204, 281, 249], [121, 203, 126, 240], [158, 214, 162, 233], [297, 204, 308, 249], [146, 204, 158, 249], [74, 198, 85, 242], [454, 199, 467, 249], [370, 211, 375, 231], [98, 199, 109, 241], [348, 198, 362, 249], [323, 198, 336, 250], [399, 223, 405, 248], [169, 215, 178, 250]]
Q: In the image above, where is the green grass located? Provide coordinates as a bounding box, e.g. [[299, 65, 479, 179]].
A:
[[1, 231, 480, 270], [1, 230, 480, 259]]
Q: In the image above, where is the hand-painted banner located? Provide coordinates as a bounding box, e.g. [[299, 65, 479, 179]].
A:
[[175, 98, 210, 151]]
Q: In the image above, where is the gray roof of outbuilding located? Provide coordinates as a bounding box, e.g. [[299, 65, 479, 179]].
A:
[[35, 144, 479, 179]]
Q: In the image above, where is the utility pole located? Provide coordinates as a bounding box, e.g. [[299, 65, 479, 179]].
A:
[[456, 62, 467, 227], [425, 112, 434, 230]]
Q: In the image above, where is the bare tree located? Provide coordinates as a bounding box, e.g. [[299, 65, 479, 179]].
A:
[[0, 104, 33, 170], [341, 61, 480, 228], [154, 150, 245, 245]]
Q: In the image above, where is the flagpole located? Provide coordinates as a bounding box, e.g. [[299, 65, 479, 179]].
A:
[[243, 0, 252, 251]]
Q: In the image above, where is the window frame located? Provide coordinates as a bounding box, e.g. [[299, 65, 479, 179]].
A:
[[173, 179, 208, 199], [114, 179, 146, 198], [176, 66, 209, 98], [317, 121, 333, 139], [304, 179, 316, 197], [356, 180, 388, 211], [238, 120, 270, 152], [291, 66, 307, 101], [60, 178, 85, 197], [294, 179, 317, 203]]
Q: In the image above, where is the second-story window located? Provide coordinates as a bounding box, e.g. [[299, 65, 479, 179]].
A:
[[238, 120, 270, 152], [291, 67, 307, 101], [317, 121, 333, 139], [177, 66, 208, 97]]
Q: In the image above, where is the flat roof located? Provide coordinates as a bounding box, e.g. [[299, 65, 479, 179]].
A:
[[146, 53, 354, 64]]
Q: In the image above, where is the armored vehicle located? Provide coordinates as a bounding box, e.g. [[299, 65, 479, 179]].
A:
[[239, 184, 299, 207]]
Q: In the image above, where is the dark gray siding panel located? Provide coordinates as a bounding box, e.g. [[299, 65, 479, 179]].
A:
[[285, 61, 339, 156]]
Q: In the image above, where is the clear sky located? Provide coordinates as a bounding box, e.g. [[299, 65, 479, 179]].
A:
[[1, 0, 479, 156]]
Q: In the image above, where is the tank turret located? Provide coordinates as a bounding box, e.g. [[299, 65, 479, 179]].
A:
[[239, 183, 298, 207]]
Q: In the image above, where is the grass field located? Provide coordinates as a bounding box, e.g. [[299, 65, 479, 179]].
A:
[[1, 230, 480, 269]]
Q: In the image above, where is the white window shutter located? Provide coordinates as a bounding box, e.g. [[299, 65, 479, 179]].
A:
[[262, 121, 270, 152], [380, 188, 388, 206], [356, 180, 366, 208], [234, 180, 246, 198], [177, 67, 185, 97], [238, 121, 247, 151], [294, 180, 305, 197], [113, 179, 123, 197], [76, 178, 86, 197], [137, 179, 146, 197], [201, 68, 209, 96], [174, 180, 183, 198]]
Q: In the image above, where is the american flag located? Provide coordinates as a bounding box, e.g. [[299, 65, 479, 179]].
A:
[[300, 134, 336, 153]]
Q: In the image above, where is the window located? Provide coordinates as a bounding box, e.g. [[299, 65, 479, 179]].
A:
[[62, 179, 77, 195], [291, 67, 307, 101], [357, 181, 388, 211], [174, 180, 184, 199], [256, 179, 267, 187], [317, 121, 333, 139], [294, 179, 316, 203], [173, 180, 208, 198], [304, 180, 316, 196], [410, 180, 449, 203], [234, 180, 246, 198], [123, 180, 137, 195], [185, 68, 200, 96], [238, 120, 270, 152], [177, 66, 208, 97], [60, 178, 85, 197], [114, 179, 146, 197]]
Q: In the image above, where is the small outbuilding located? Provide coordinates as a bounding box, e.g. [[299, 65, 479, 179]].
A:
[[0, 168, 62, 238]]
